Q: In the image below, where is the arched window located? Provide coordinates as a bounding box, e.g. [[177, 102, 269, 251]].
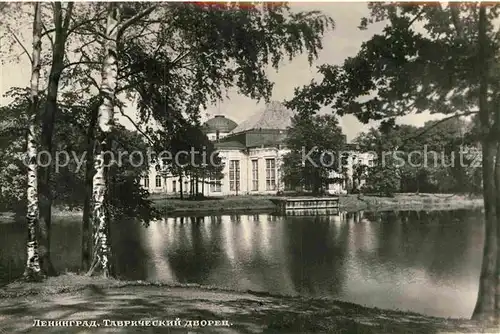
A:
[[155, 175, 162, 188]]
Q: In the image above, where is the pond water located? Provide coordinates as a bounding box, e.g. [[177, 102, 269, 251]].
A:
[[0, 209, 484, 319]]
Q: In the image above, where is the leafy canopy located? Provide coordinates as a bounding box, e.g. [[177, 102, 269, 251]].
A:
[[286, 3, 500, 124]]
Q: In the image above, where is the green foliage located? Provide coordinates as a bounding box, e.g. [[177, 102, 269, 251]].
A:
[[153, 119, 224, 198], [0, 93, 159, 223], [0, 90, 31, 214], [360, 161, 400, 197], [107, 125, 159, 223], [119, 2, 333, 133], [282, 114, 345, 194], [285, 3, 490, 196], [354, 119, 481, 195], [286, 3, 500, 123]]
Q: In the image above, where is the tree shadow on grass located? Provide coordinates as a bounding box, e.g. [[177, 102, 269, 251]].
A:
[[0, 287, 496, 334], [0, 288, 266, 334]]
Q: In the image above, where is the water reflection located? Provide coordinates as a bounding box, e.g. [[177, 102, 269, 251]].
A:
[[0, 209, 484, 318]]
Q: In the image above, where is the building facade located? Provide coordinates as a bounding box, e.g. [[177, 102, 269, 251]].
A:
[[143, 102, 374, 197]]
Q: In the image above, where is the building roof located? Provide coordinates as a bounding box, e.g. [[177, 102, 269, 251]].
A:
[[230, 101, 295, 134], [202, 115, 238, 134], [214, 140, 246, 150]]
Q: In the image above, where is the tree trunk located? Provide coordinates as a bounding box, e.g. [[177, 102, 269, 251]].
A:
[[38, 2, 73, 276], [81, 102, 99, 272], [88, 3, 119, 277], [494, 142, 500, 321], [23, 2, 43, 280], [472, 4, 498, 322], [474, 140, 498, 321]]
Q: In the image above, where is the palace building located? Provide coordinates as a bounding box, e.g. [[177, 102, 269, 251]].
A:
[[143, 101, 374, 197]]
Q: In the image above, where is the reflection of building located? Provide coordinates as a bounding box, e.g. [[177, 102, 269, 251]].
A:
[[144, 101, 374, 196]]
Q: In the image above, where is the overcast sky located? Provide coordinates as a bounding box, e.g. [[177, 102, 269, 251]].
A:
[[0, 2, 444, 142]]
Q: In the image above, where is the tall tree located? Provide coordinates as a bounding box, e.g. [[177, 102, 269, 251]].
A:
[[282, 114, 345, 194], [38, 1, 74, 276], [475, 3, 497, 321], [24, 2, 43, 280]]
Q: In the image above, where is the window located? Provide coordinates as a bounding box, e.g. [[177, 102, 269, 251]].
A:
[[209, 176, 221, 192], [251, 159, 259, 191], [229, 160, 240, 192], [155, 175, 162, 188], [172, 180, 177, 193], [143, 176, 149, 188], [265, 158, 276, 191]]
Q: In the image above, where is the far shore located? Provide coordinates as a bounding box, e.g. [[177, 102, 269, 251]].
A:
[[0, 193, 484, 221], [149, 192, 485, 215]]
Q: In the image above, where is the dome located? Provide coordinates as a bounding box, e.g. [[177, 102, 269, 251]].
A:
[[230, 101, 295, 134], [202, 115, 238, 133]]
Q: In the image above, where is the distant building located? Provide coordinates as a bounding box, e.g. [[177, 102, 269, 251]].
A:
[[144, 101, 374, 196]]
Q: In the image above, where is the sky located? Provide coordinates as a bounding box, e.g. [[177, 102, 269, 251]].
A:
[[0, 2, 445, 142]]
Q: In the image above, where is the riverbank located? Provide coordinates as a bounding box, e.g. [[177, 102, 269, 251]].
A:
[[0, 193, 484, 221], [152, 193, 484, 216], [0, 273, 496, 333]]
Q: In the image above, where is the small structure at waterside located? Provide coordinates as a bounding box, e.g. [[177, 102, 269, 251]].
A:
[[271, 197, 340, 215]]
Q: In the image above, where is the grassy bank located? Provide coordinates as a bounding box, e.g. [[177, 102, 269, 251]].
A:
[[152, 193, 484, 216], [0, 208, 82, 223], [0, 273, 496, 333]]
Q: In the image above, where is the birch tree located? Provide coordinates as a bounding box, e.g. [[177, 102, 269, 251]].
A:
[[88, 2, 157, 277], [24, 2, 43, 280]]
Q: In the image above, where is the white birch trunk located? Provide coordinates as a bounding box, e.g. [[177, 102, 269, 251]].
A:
[[88, 3, 119, 277], [24, 2, 42, 279]]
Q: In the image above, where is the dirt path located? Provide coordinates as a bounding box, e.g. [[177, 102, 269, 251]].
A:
[[0, 276, 497, 333]]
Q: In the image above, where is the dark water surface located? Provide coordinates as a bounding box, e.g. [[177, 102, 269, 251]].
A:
[[0, 209, 484, 318]]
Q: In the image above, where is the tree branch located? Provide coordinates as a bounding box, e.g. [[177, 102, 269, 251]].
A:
[[400, 110, 478, 149], [117, 104, 156, 146], [7, 26, 32, 64], [171, 50, 192, 67], [117, 5, 159, 41], [408, 8, 425, 28], [116, 82, 139, 94], [449, 4, 464, 38], [66, 12, 107, 37], [62, 60, 101, 70], [63, 2, 74, 32], [41, 21, 55, 49], [85, 74, 101, 92]]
